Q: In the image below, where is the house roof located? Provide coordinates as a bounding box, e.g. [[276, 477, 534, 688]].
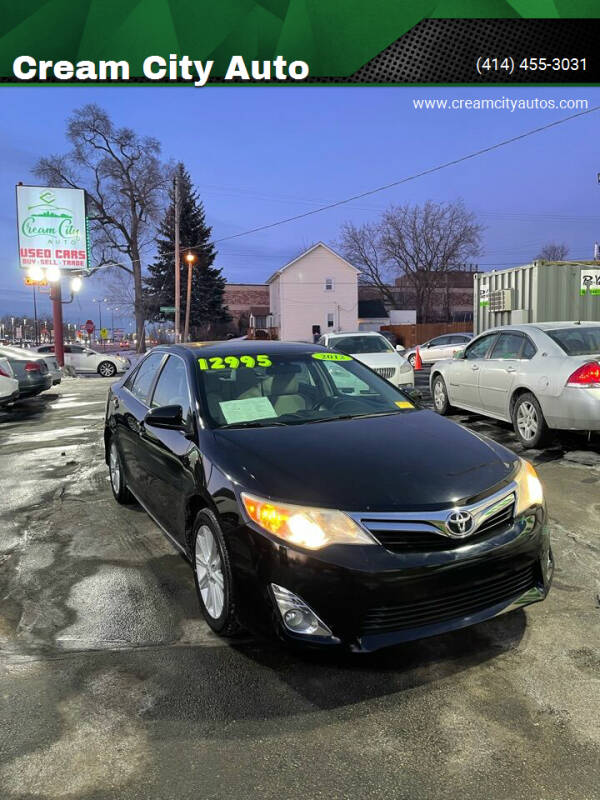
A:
[[266, 242, 360, 284], [358, 299, 388, 319]]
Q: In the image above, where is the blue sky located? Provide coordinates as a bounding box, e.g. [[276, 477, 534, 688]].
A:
[[1, 85, 598, 327]]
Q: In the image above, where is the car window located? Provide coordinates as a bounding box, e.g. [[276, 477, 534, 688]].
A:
[[332, 335, 394, 354], [465, 334, 497, 360], [197, 352, 413, 428], [129, 352, 165, 404], [63, 346, 72, 354], [490, 333, 524, 359], [38, 346, 53, 353], [522, 338, 536, 359], [70, 346, 84, 353], [546, 327, 600, 356], [433, 336, 453, 346], [449, 335, 470, 343], [151, 356, 191, 417]]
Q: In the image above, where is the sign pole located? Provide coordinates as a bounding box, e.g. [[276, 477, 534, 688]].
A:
[[50, 279, 65, 367], [174, 173, 181, 344]]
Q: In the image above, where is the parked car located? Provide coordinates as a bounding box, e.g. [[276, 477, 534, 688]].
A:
[[0, 346, 52, 398], [430, 322, 600, 448], [0, 357, 19, 406], [404, 333, 473, 367], [105, 341, 552, 652], [318, 331, 414, 388], [36, 344, 130, 377], [1, 345, 62, 385]]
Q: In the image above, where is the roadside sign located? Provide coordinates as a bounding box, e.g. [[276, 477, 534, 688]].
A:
[[580, 268, 600, 296], [24, 276, 48, 286], [160, 306, 176, 313], [99, 327, 109, 339], [16, 185, 90, 272], [84, 320, 95, 334]]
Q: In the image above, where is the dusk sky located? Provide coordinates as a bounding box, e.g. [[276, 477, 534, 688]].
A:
[[1, 85, 598, 329]]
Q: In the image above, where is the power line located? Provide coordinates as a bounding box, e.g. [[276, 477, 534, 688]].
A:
[[207, 104, 600, 245]]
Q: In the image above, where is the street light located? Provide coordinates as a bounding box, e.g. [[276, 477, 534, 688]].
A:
[[46, 266, 61, 282], [183, 251, 196, 342], [70, 276, 82, 293]]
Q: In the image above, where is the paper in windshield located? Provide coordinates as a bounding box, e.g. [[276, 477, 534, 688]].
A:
[[219, 397, 277, 425]]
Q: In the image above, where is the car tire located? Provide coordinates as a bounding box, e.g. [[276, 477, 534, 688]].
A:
[[108, 439, 132, 504], [408, 353, 416, 368], [512, 392, 550, 449], [192, 509, 241, 637], [432, 375, 453, 415], [98, 361, 117, 378]]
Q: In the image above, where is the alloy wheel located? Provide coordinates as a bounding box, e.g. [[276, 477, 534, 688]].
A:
[[109, 442, 120, 493], [433, 380, 446, 410], [99, 362, 116, 377], [517, 401, 538, 442], [195, 525, 225, 619]]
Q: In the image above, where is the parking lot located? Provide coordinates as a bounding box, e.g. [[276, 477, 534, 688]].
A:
[[1, 373, 599, 800]]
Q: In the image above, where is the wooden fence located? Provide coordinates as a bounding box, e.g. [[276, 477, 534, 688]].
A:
[[381, 322, 472, 348]]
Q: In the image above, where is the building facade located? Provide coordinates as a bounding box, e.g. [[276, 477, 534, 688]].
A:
[[268, 243, 359, 341], [222, 283, 270, 334]]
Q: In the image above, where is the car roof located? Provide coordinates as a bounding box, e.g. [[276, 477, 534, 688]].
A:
[[477, 321, 599, 336], [327, 331, 386, 337], [157, 340, 332, 360]]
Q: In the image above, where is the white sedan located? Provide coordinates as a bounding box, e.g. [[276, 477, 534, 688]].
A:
[[0, 357, 19, 405], [36, 344, 130, 377], [318, 331, 414, 388]]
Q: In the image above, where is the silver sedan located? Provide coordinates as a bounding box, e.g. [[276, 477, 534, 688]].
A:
[[429, 322, 600, 448]]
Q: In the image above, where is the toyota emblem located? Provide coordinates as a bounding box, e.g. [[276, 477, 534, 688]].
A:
[[445, 510, 474, 537]]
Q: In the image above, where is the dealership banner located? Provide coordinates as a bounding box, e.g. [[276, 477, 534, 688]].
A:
[[16, 185, 89, 271], [2, 2, 600, 84]]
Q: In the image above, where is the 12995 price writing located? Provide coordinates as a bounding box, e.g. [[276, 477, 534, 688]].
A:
[[476, 57, 587, 75]]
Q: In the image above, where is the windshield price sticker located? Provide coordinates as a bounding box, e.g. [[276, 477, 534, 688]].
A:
[[312, 353, 352, 361], [198, 354, 273, 370], [395, 401, 414, 409]]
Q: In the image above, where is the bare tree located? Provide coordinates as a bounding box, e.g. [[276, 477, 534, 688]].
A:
[[535, 242, 569, 262], [34, 104, 170, 352], [380, 201, 483, 322], [338, 221, 397, 308]]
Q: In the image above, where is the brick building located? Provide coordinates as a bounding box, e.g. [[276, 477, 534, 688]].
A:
[[358, 265, 478, 323], [222, 283, 269, 334]]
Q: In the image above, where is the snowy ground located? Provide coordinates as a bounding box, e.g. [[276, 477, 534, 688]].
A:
[[0, 377, 599, 800]]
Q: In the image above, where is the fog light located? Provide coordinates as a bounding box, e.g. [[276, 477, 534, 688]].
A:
[[271, 584, 338, 640]]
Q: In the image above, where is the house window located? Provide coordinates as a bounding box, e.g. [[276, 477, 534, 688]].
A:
[[327, 312, 335, 328], [325, 277, 334, 291]]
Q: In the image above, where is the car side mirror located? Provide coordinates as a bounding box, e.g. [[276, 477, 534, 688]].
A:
[[395, 344, 403, 352], [145, 404, 185, 430], [403, 387, 423, 407], [453, 349, 465, 359]]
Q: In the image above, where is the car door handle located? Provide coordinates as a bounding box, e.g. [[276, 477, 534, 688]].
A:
[[506, 366, 516, 373], [471, 364, 479, 371]]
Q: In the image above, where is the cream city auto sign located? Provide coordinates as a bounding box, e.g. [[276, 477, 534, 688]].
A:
[[16, 185, 89, 271]]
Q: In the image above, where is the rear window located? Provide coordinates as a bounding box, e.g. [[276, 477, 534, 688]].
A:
[[331, 335, 394, 354], [546, 327, 600, 356]]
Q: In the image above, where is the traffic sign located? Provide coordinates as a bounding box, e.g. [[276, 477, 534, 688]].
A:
[[84, 320, 95, 334], [99, 328, 109, 340], [160, 306, 176, 313]]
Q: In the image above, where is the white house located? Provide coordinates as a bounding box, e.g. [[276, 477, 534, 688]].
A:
[[267, 242, 359, 341]]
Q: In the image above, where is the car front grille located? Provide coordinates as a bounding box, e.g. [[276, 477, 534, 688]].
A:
[[359, 563, 537, 634], [368, 500, 516, 554], [375, 367, 395, 379]]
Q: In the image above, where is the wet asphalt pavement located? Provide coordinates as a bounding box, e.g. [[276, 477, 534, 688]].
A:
[[1, 375, 599, 800]]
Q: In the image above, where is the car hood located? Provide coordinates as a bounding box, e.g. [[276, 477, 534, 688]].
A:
[[208, 410, 518, 512], [350, 352, 404, 368]]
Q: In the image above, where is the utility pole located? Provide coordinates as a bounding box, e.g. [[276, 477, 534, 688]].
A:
[[32, 283, 39, 345], [174, 172, 181, 343], [50, 280, 65, 367]]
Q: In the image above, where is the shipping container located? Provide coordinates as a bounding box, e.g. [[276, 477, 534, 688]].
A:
[[473, 261, 600, 334]]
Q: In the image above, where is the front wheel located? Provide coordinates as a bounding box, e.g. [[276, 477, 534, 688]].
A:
[[432, 375, 452, 415], [192, 510, 241, 636], [512, 392, 550, 448], [98, 361, 117, 378]]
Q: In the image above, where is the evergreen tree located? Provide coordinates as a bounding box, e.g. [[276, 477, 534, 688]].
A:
[[145, 163, 230, 338]]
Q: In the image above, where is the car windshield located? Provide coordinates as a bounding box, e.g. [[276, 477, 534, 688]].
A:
[[546, 327, 600, 356], [197, 351, 415, 428], [330, 335, 394, 354]]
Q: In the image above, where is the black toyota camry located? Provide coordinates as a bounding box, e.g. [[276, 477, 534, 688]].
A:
[[104, 341, 553, 652]]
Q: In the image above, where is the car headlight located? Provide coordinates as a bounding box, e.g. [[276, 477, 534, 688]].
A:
[[241, 492, 375, 549], [399, 359, 413, 373], [514, 459, 544, 516]]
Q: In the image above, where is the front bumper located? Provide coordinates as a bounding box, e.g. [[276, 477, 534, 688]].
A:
[[227, 507, 552, 652], [0, 389, 19, 406]]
